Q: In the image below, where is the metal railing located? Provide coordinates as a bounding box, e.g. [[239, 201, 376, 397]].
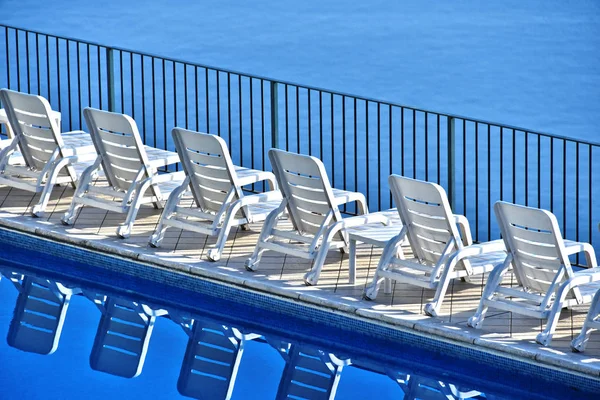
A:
[[1, 24, 598, 256]]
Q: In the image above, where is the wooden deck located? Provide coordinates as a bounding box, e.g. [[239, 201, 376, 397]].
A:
[[0, 182, 599, 379]]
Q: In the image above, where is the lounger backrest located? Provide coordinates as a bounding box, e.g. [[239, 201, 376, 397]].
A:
[[269, 149, 339, 236], [0, 89, 65, 170], [83, 108, 152, 191], [172, 128, 246, 217], [389, 175, 461, 266], [494, 201, 578, 297]]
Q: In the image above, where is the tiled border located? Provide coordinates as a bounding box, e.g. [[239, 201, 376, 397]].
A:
[[1, 224, 599, 395]]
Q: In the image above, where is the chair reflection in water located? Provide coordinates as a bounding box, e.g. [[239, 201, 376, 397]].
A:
[[2, 270, 79, 355]]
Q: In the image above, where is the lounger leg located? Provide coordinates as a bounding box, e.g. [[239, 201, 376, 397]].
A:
[[149, 181, 189, 248], [61, 161, 100, 225], [207, 199, 243, 262], [304, 223, 345, 286], [348, 239, 357, 285], [467, 264, 508, 329], [536, 277, 579, 346], [117, 200, 144, 239], [32, 157, 73, 218], [363, 233, 405, 301], [424, 256, 463, 317], [571, 289, 600, 352], [245, 203, 286, 272]]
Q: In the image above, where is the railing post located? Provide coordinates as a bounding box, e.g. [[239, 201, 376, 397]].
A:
[[270, 81, 278, 149], [447, 116, 456, 209], [106, 47, 115, 112]]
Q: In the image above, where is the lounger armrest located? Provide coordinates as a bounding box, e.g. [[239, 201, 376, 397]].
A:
[[331, 189, 368, 214], [555, 268, 600, 301], [450, 239, 507, 263], [453, 214, 473, 246], [339, 212, 393, 228], [563, 240, 598, 268], [236, 168, 277, 188], [237, 190, 283, 206], [149, 170, 186, 184]]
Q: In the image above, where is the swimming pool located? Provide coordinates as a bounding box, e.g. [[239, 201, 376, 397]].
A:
[[0, 227, 598, 399]]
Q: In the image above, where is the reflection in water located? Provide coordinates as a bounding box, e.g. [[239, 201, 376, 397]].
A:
[[1, 269, 490, 400]]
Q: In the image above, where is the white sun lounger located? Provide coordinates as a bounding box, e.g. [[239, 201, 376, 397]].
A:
[[0, 89, 97, 217], [468, 201, 600, 346], [245, 149, 390, 286], [391, 373, 483, 400], [89, 297, 165, 378], [177, 318, 253, 400], [6, 274, 80, 355], [363, 175, 506, 317], [61, 108, 185, 238], [149, 128, 281, 261]]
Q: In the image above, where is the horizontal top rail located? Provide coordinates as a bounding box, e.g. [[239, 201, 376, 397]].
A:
[[2, 23, 598, 148]]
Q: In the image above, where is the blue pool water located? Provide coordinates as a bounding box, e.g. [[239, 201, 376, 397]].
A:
[[0, 0, 598, 142], [0, 227, 599, 399]]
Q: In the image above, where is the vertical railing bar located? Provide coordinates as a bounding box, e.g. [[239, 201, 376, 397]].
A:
[[401, 107, 405, 177], [537, 135, 542, 208], [588, 145, 592, 252], [487, 124, 491, 240], [525, 131, 529, 206], [216, 71, 221, 136], [436, 114, 440, 184], [511, 129, 516, 203], [25, 31, 30, 93], [106, 47, 115, 112], [205, 68, 210, 132], [86, 44, 91, 107], [119, 51, 124, 112], [319, 91, 323, 159], [331, 92, 335, 188], [575, 143, 580, 261], [5, 27, 10, 90], [227, 71, 231, 144], [36, 33, 41, 94], [16, 29, 20, 91], [562, 140, 567, 232], [366, 100, 370, 205], [131, 52, 135, 119], [475, 122, 479, 241], [308, 88, 312, 155], [424, 111, 429, 181], [296, 87, 300, 152], [377, 102, 381, 211], [141, 55, 146, 141], [47, 35, 51, 102], [463, 120, 467, 215], [76, 42, 81, 129], [412, 109, 416, 178], [550, 138, 554, 211], [261, 79, 266, 168], [284, 84, 289, 150], [354, 98, 357, 192], [57, 38, 63, 112], [342, 95, 347, 192], [500, 127, 503, 201], [269, 81, 278, 149], [447, 116, 455, 209], [249, 77, 255, 173], [389, 104, 393, 206], [152, 57, 157, 145], [66, 40, 72, 130], [184, 64, 189, 129], [162, 58, 166, 147], [194, 66, 199, 131], [238, 74, 243, 165], [174, 61, 178, 130]]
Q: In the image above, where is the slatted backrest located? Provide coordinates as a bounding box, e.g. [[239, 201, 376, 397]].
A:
[[269, 149, 338, 236], [389, 175, 461, 266], [494, 201, 577, 298], [83, 108, 151, 191], [0, 89, 64, 170], [172, 128, 244, 216]]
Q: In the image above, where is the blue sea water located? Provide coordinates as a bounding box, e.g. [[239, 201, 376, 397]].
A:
[[0, 0, 598, 142]]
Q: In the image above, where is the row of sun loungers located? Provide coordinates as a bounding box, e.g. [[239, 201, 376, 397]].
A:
[[1, 88, 600, 352], [0, 269, 487, 399]]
